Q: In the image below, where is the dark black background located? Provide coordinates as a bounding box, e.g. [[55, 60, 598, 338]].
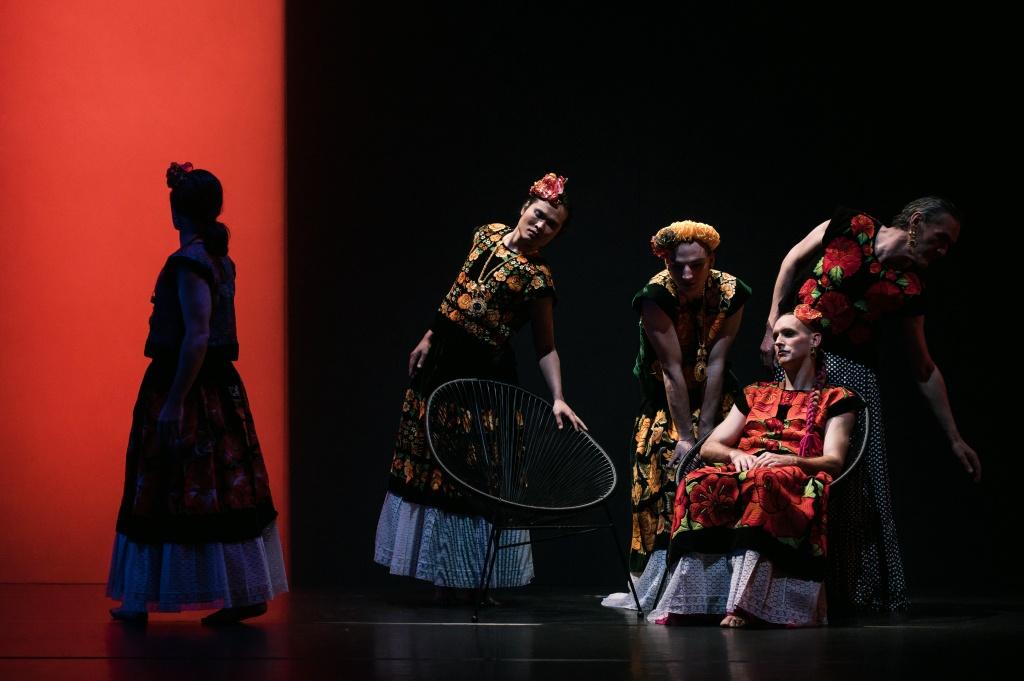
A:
[[286, 3, 1010, 595]]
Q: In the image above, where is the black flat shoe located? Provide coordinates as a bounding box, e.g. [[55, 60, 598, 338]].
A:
[[200, 602, 268, 626]]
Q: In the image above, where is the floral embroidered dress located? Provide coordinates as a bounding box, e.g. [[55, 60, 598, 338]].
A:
[[647, 382, 864, 626], [795, 208, 926, 366], [108, 241, 287, 612], [670, 383, 862, 573], [374, 223, 556, 588], [627, 269, 751, 572], [386, 223, 556, 513], [786, 206, 925, 613], [115, 242, 277, 542]]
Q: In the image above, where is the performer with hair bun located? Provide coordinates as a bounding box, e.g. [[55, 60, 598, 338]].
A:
[[374, 173, 586, 601], [107, 162, 287, 625]]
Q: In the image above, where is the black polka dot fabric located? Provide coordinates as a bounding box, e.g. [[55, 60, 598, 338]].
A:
[[780, 352, 909, 613]]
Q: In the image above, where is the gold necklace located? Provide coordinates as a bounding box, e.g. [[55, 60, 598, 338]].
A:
[[693, 289, 710, 383], [477, 245, 517, 284], [690, 275, 728, 383], [464, 242, 519, 318]]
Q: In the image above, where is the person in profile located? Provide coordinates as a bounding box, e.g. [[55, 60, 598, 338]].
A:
[[107, 162, 287, 625]]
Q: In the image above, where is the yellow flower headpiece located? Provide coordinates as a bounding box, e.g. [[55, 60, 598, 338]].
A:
[[650, 220, 721, 258]]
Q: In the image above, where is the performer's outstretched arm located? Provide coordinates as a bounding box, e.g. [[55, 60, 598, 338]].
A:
[[759, 220, 829, 367], [530, 297, 587, 431], [901, 315, 981, 482]]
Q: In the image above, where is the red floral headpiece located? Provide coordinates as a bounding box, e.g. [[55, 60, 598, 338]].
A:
[[166, 161, 194, 189], [794, 303, 823, 327], [529, 173, 568, 206]]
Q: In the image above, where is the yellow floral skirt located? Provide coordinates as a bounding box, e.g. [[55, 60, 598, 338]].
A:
[[629, 388, 735, 572]]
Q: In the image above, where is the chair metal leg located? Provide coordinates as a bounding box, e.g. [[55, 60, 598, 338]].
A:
[[473, 521, 501, 623], [604, 504, 644, 618]]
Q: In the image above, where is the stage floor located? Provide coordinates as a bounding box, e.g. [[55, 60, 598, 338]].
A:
[[0, 583, 1016, 680]]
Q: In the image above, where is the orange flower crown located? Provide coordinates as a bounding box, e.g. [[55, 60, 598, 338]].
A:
[[650, 220, 721, 258]]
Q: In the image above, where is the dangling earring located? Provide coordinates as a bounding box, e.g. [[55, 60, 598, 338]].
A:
[[907, 225, 920, 249], [810, 346, 817, 358]]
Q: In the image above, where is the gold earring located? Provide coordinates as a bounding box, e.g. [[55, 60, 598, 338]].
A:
[[908, 225, 920, 249]]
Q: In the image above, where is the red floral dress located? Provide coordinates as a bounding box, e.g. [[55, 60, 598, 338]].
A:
[[793, 207, 926, 364], [668, 382, 863, 579]]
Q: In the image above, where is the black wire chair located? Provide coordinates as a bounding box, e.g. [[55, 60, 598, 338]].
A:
[[425, 378, 642, 622]]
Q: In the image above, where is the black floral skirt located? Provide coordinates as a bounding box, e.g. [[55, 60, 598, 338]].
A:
[[385, 318, 517, 515], [115, 358, 278, 544]]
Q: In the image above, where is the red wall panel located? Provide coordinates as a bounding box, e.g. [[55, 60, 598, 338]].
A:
[[0, 0, 286, 582]]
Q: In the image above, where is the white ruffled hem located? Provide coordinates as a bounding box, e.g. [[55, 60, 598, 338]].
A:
[[648, 550, 826, 626], [106, 520, 288, 612], [374, 491, 534, 588]]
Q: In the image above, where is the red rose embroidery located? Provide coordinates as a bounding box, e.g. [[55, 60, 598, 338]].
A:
[[798, 278, 818, 304], [850, 214, 876, 239], [865, 280, 903, 316], [869, 261, 882, 274], [822, 237, 863, 280], [749, 388, 778, 416], [901, 271, 922, 296], [745, 469, 817, 538], [815, 291, 855, 333], [688, 474, 740, 527]]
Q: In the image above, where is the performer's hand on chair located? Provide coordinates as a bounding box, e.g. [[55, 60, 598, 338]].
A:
[[552, 399, 587, 431], [668, 438, 695, 467]]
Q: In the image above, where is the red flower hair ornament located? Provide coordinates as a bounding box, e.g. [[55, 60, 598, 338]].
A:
[[529, 173, 568, 206], [166, 161, 194, 189], [794, 303, 824, 328]]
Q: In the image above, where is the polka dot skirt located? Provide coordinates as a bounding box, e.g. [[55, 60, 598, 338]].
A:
[[780, 352, 910, 613]]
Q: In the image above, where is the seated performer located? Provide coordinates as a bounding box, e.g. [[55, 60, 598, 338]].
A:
[[649, 305, 863, 627]]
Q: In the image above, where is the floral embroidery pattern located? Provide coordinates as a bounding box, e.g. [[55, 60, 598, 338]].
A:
[[627, 267, 749, 571], [798, 212, 923, 344], [437, 224, 555, 347], [669, 383, 859, 567], [387, 223, 553, 510], [643, 269, 741, 382]]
